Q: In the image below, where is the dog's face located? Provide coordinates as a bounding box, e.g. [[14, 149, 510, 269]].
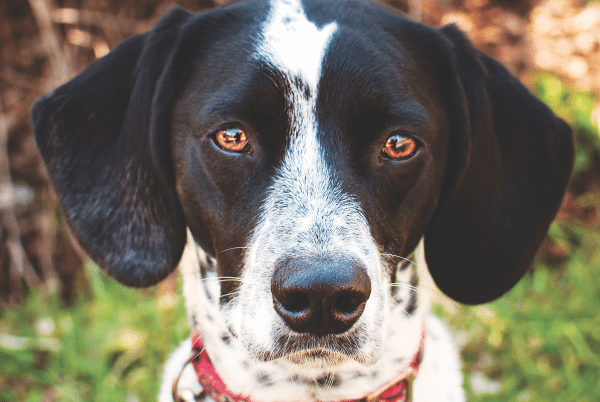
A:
[[32, 0, 573, 398], [170, 0, 452, 368]]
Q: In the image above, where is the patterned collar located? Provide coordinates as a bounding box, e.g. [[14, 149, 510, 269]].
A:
[[180, 330, 425, 402]]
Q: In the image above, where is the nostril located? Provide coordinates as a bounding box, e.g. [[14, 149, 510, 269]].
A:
[[277, 291, 310, 314], [332, 292, 367, 318]]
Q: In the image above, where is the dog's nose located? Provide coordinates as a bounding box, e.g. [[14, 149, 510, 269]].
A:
[[271, 258, 371, 336]]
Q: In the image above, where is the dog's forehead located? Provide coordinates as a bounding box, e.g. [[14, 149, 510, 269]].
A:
[[255, 0, 337, 90], [175, 0, 441, 161], [248, 0, 437, 156], [253, 0, 432, 118]]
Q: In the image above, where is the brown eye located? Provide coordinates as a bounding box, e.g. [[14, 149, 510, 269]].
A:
[[381, 134, 417, 160], [215, 128, 251, 153]]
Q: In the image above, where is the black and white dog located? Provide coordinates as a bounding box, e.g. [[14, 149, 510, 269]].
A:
[[32, 0, 574, 401]]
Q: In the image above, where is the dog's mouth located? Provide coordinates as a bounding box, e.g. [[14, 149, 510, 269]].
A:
[[283, 348, 348, 368], [260, 346, 353, 368], [253, 327, 374, 367]]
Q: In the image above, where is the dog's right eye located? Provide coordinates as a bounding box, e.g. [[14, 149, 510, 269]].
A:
[[214, 128, 252, 153], [380, 133, 418, 160]]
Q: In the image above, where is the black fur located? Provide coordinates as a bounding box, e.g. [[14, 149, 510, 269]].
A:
[[424, 26, 574, 303]]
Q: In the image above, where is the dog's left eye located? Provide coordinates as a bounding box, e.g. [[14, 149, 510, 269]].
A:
[[381, 134, 418, 160], [214, 128, 252, 153]]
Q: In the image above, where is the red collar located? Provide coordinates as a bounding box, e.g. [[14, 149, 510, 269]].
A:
[[183, 330, 425, 402]]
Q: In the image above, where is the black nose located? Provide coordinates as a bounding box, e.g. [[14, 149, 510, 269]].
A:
[[271, 257, 371, 336]]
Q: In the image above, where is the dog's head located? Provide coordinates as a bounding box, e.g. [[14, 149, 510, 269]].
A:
[[32, 0, 573, 393]]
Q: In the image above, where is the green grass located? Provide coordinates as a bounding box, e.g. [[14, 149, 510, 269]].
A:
[[437, 222, 600, 401], [0, 262, 188, 401], [534, 73, 600, 175], [1, 73, 599, 401]]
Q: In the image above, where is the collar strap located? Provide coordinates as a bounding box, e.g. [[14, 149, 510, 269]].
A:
[[182, 330, 425, 402]]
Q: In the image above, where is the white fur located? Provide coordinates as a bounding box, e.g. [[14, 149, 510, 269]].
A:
[[256, 0, 337, 90], [413, 315, 466, 402], [159, 338, 206, 402]]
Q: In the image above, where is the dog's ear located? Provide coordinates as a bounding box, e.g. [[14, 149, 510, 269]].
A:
[[424, 25, 574, 304], [31, 7, 194, 286]]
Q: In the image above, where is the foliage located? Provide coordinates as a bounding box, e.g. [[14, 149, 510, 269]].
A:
[[0, 263, 188, 401], [534, 73, 600, 174]]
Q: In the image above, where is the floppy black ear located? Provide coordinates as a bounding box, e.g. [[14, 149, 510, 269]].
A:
[[424, 25, 574, 304], [31, 7, 194, 286]]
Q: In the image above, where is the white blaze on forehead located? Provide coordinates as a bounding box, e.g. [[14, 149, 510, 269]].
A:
[[257, 0, 337, 89], [249, 0, 383, 294], [254, 0, 341, 226], [252, 0, 360, 261]]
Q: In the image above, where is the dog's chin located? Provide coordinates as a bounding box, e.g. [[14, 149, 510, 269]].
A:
[[253, 343, 379, 368], [246, 325, 379, 367], [283, 348, 348, 368]]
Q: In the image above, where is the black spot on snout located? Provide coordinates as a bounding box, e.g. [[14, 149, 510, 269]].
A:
[[315, 373, 341, 387]]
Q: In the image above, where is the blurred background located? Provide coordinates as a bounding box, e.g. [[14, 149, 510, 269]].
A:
[[0, 0, 599, 400]]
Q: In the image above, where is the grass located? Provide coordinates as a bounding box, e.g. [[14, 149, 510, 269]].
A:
[[1, 73, 599, 401], [437, 222, 600, 401], [0, 263, 188, 401]]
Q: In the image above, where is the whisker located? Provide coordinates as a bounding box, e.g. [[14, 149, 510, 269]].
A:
[[379, 253, 416, 266], [389, 282, 445, 303], [199, 276, 242, 283], [219, 289, 241, 299], [389, 282, 430, 297], [220, 246, 250, 254], [389, 282, 420, 291], [178, 273, 242, 283], [389, 297, 417, 316]]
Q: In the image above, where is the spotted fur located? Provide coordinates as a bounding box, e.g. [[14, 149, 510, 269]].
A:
[[160, 233, 463, 402], [160, 234, 464, 402]]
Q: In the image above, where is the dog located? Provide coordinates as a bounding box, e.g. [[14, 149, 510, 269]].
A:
[[32, 0, 574, 401]]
